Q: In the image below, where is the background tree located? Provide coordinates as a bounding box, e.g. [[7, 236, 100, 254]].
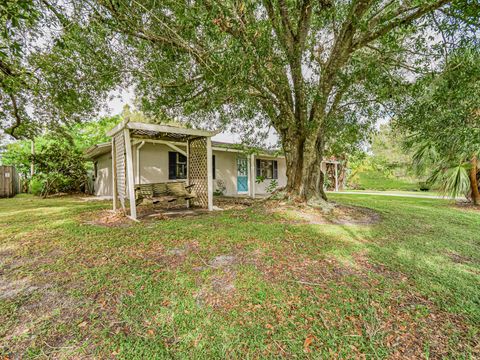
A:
[[0, 0, 122, 140], [31, 140, 88, 196], [369, 123, 412, 176], [395, 47, 480, 204], [346, 123, 429, 192], [1, 116, 119, 194]]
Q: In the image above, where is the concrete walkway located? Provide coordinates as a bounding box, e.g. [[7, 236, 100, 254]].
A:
[[328, 191, 466, 200]]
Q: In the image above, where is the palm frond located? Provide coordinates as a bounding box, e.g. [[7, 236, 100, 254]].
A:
[[430, 163, 470, 198], [412, 141, 438, 175]]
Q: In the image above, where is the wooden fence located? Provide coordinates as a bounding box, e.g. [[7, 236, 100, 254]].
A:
[[0, 166, 19, 198]]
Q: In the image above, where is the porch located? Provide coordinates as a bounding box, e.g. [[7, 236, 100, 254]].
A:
[[107, 119, 219, 220]]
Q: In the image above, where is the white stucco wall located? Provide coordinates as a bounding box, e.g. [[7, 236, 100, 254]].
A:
[[94, 154, 113, 196], [253, 156, 287, 195], [213, 150, 238, 196], [92, 143, 287, 197], [135, 143, 173, 184]]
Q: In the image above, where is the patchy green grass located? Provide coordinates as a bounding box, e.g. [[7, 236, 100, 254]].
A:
[[0, 194, 479, 358], [339, 190, 444, 197], [349, 170, 423, 191]]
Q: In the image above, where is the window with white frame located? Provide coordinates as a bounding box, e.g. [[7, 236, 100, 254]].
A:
[[168, 152, 187, 179], [256, 159, 278, 179]]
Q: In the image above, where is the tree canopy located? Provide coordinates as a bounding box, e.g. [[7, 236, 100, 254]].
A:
[[1, 115, 119, 195], [395, 46, 480, 202], [0, 0, 122, 139]]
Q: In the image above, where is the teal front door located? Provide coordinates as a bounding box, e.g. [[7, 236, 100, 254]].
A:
[[237, 158, 248, 193]]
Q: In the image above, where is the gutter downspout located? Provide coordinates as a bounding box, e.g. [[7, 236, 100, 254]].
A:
[[136, 141, 145, 184]]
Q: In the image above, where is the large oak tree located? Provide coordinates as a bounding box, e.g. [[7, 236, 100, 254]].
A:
[[82, 0, 478, 202], [5, 0, 479, 203]]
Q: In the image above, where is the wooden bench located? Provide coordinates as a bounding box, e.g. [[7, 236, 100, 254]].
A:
[[135, 182, 196, 206]]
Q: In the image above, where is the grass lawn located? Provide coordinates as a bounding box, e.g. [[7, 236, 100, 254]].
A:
[[1, 194, 479, 358], [333, 190, 448, 198], [349, 170, 425, 192]]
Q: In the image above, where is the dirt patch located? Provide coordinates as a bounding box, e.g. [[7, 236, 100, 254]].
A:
[[142, 207, 206, 220], [453, 201, 480, 212], [445, 251, 476, 265], [214, 196, 257, 210], [194, 254, 240, 309], [167, 247, 187, 256], [195, 270, 237, 309], [81, 197, 257, 225], [0, 278, 38, 300], [84, 204, 210, 225], [268, 201, 381, 225], [82, 210, 134, 227], [209, 255, 237, 268]]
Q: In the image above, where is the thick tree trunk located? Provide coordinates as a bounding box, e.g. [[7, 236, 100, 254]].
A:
[[301, 135, 328, 202], [283, 131, 328, 203], [284, 135, 305, 197], [470, 155, 480, 206]]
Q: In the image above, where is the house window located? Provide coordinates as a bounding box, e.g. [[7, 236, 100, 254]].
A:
[[168, 152, 187, 179], [256, 159, 278, 179], [168, 153, 216, 180]]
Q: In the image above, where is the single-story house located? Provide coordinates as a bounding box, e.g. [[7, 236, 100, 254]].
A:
[[84, 120, 344, 219], [85, 138, 288, 198]]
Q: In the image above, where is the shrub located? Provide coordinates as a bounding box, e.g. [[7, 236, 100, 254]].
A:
[[266, 179, 278, 193], [34, 141, 88, 195], [419, 181, 430, 192], [29, 177, 44, 196], [214, 179, 226, 196]]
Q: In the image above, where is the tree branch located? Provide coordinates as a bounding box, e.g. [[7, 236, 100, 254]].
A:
[[309, 0, 375, 124], [5, 93, 22, 139], [354, 0, 450, 49]]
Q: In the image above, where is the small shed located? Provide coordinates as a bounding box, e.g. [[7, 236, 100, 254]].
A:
[[0, 165, 19, 198]]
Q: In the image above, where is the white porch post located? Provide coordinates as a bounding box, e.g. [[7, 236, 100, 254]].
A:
[[124, 129, 137, 219], [111, 138, 118, 211], [334, 162, 339, 192], [136, 141, 145, 184], [206, 137, 213, 211], [250, 153, 256, 198]]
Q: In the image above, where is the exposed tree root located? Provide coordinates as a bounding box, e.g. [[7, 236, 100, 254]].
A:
[[306, 195, 335, 213], [265, 187, 289, 201], [265, 187, 335, 213]]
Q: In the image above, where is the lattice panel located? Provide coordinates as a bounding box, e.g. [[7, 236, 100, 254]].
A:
[[188, 137, 208, 208], [114, 132, 126, 210]]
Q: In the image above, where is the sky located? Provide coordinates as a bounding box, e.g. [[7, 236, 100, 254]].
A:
[[103, 89, 280, 146]]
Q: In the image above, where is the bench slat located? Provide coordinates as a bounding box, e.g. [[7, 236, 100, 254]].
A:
[[135, 182, 196, 206]]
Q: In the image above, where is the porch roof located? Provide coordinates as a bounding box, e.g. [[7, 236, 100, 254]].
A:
[[84, 142, 111, 159], [84, 140, 286, 161], [106, 120, 220, 141]]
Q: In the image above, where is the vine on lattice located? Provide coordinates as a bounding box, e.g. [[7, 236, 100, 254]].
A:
[[114, 132, 126, 209], [188, 137, 208, 208]]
